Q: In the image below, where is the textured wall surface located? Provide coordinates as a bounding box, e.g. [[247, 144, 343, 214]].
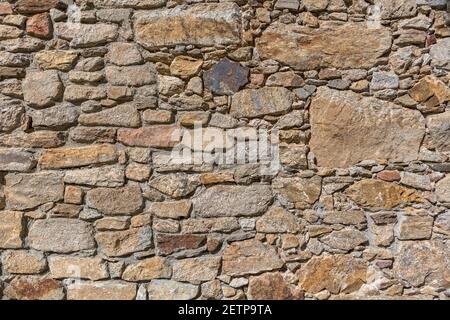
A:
[[0, 0, 449, 300]]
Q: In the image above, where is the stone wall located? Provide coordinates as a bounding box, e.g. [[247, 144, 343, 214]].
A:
[[0, 0, 449, 300]]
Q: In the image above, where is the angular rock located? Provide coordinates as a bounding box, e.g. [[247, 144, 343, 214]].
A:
[[297, 255, 368, 294], [150, 174, 200, 199], [64, 165, 124, 187], [436, 175, 450, 203], [79, 103, 141, 127], [1, 250, 46, 274], [55, 23, 119, 48], [323, 210, 367, 226], [117, 125, 181, 148], [430, 38, 450, 70], [14, 0, 61, 14], [400, 172, 432, 191], [0, 148, 35, 172], [147, 280, 199, 300], [5, 172, 64, 210], [0, 25, 23, 40], [272, 176, 322, 209], [156, 234, 206, 255], [373, 0, 417, 20], [105, 65, 157, 86], [345, 179, 423, 209], [4, 276, 64, 300], [95, 226, 152, 257], [194, 185, 272, 217], [426, 111, 450, 153], [149, 200, 192, 219], [134, 3, 241, 48], [182, 218, 240, 234], [222, 239, 284, 276], [30, 104, 78, 129], [370, 72, 399, 91], [256, 207, 300, 233], [409, 76, 449, 105], [35, 50, 78, 71], [396, 214, 433, 240], [86, 185, 143, 215], [22, 70, 63, 107], [393, 240, 449, 287], [26, 13, 52, 39], [257, 22, 392, 70], [0, 98, 25, 132], [0, 211, 23, 249], [230, 87, 293, 118], [67, 281, 136, 300], [310, 87, 425, 168], [248, 272, 300, 300], [107, 42, 143, 66], [29, 219, 95, 253], [39, 144, 118, 169], [320, 228, 368, 251], [48, 256, 108, 280], [122, 257, 171, 281], [69, 127, 116, 144], [172, 256, 221, 284], [203, 58, 249, 95], [170, 56, 203, 78]]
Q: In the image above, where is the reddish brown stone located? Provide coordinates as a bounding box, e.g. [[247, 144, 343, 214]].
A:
[[156, 234, 206, 255], [117, 125, 181, 148], [14, 0, 63, 14], [26, 13, 52, 39], [377, 170, 401, 182], [4, 276, 64, 300], [0, 3, 13, 15], [248, 272, 303, 300]]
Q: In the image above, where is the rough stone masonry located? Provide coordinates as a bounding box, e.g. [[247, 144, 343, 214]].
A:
[[0, 0, 449, 300]]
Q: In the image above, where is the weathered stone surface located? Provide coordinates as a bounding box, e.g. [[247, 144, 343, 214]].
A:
[[257, 22, 392, 70], [0, 98, 25, 132], [147, 280, 199, 300], [150, 174, 200, 199], [35, 50, 78, 72], [1, 250, 46, 274], [272, 176, 322, 209], [373, 0, 417, 19], [93, 0, 166, 9], [105, 65, 157, 86], [26, 13, 52, 39], [396, 213, 433, 240], [345, 179, 423, 209], [64, 165, 124, 187], [323, 211, 367, 226], [170, 56, 203, 78], [64, 85, 106, 102], [393, 240, 449, 287], [55, 23, 119, 48], [194, 185, 273, 217], [409, 76, 450, 105], [230, 87, 293, 118], [310, 87, 425, 168], [79, 103, 141, 127], [48, 256, 108, 280], [172, 256, 221, 284], [117, 125, 181, 148], [0, 25, 23, 40], [5, 172, 64, 210], [67, 281, 136, 300], [426, 111, 450, 153], [436, 175, 450, 203], [4, 276, 64, 300], [256, 207, 300, 233], [320, 228, 368, 251], [30, 104, 78, 129], [96, 226, 152, 257], [248, 272, 300, 300], [122, 257, 171, 281], [86, 185, 143, 215], [430, 38, 450, 70], [182, 218, 240, 234], [0, 148, 35, 172], [0, 211, 23, 249], [149, 200, 192, 219], [69, 127, 116, 144], [204, 58, 249, 95], [107, 42, 143, 66], [156, 234, 206, 255], [222, 239, 283, 276], [134, 3, 241, 48], [39, 144, 118, 169], [14, 0, 61, 13], [297, 255, 368, 294]]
